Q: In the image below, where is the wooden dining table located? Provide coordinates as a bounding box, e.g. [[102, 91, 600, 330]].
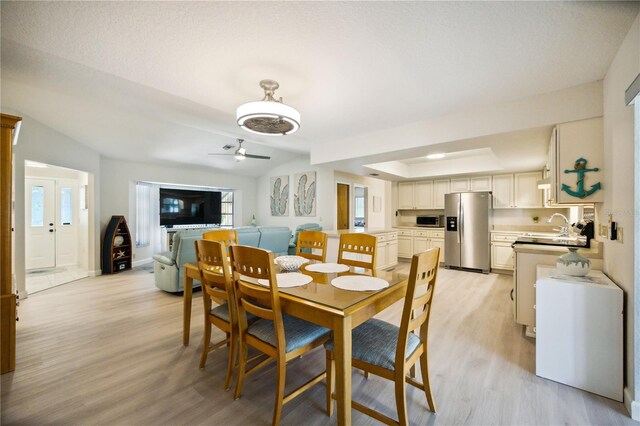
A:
[[181, 261, 408, 426]]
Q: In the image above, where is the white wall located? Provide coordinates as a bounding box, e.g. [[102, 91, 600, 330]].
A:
[[256, 158, 392, 232], [256, 157, 334, 230], [600, 12, 640, 418], [12, 115, 101, 299], [312, 81, 603, 165], [334, 171, 390, 230], [100, 158, 258, 264]]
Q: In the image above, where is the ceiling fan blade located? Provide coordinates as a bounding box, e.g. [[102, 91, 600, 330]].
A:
[[208, 153, 234, 156], [244, 154, 271, 160]]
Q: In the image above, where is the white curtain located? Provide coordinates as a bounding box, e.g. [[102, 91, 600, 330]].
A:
[[136, 183, 151, 247]]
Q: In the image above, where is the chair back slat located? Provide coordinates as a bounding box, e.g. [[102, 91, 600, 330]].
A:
[[337, 233, 377, 274], [230, 245, 285, 351], [395, 247, 440, 368], [203, 229, 238, 252], [296, 230, 328, 262], [241, 298, 276, 321]]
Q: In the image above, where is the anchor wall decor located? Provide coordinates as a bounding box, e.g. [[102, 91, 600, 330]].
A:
[[561, 157, 601, 199]]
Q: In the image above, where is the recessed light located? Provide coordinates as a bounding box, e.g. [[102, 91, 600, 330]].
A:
[[426, 153, 446, 160]]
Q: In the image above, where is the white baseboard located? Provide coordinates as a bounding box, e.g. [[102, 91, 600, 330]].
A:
[[624, 387, 640, 420], [132, 258, 152, 268], [17, 288, 29, 300]]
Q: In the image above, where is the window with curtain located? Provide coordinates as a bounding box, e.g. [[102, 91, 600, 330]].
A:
[[136, 183, 151, 247], [220, 191, 234, 227]]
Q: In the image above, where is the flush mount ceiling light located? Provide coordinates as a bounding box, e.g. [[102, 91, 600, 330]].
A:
[[236, 79, 300, 136], [426, 153, 446, 160]]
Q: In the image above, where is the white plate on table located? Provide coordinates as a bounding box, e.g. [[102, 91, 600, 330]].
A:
[[305, 263, 350, 273], [257, 272, 313, 288], [330, 275, 389, 291]]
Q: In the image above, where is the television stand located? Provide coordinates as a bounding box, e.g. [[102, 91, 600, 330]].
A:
[[161, 225, 220, 251]]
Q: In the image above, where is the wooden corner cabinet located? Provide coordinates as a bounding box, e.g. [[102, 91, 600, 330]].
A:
[[102, 216, 132, 274]]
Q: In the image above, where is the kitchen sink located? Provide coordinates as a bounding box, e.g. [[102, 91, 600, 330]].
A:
[[522, 232, 560, 238], [518, 233, 588, 246]]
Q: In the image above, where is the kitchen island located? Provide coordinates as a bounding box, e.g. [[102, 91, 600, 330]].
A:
[[511, 239, 603, 337]]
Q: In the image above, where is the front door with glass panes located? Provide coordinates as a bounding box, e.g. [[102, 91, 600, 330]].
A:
[[25, 178, 78, 269]]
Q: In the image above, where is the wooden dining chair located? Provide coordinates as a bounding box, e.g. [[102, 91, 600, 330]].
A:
[[296, 230, 328, 262], [337, 233, 377, 275], [194, 239, 238, 390], [203, 228, 238, 249], [230, 245, 331, 426], [325, 247, 440, 425]]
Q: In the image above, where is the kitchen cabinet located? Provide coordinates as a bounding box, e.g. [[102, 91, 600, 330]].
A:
[[513, 250, 559, 336], [548, 117, 604, 204], [492, 244, 515, 270], [449, 178, 470, 193], [413, 229, 444, 263], [398, 182, 415, 209], [397, 229, 413, 258], [492, 172, 542, 209], [398, 180, 447, 210], [470, 176, 492, 192], [490, 232, 520, 271], [414, 181, 433, 209], [433, 179, 450, 209], [376, 231, 398, 270], [514, 172, 542, 208]]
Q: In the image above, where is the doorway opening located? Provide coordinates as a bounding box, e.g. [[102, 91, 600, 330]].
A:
[[24, 160, 90, 294], [354, 185, 368, 229]]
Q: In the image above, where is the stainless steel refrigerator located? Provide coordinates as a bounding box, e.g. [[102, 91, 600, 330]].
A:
[[444, 192, 491, 273]]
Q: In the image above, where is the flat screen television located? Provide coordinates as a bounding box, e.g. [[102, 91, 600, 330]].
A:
[[159, 188, 222, 227]]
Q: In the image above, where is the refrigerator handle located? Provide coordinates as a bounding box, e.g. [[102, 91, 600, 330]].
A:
[[459, 197, 464, 244]]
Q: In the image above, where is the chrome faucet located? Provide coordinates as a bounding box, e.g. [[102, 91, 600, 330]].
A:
[[546, 213, 571, 236]]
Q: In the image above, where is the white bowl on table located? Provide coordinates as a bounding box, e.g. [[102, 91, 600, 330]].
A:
[[275, 255, 309, 272]]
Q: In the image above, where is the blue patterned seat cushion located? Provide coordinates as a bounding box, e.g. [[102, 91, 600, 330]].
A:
[[210, 303, 256, 323], [247, 314, 331, 353], [325, 318, 421, 370]]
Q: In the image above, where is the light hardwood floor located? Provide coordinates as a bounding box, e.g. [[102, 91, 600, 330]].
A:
[[1, 263, 634, 425]]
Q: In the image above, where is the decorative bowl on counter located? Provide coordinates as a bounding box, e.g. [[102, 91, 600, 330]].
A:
[[556, 248, 590, 276], [275, 255, 309, 272]]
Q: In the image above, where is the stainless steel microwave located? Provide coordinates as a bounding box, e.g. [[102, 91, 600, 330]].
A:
[[416, 215, 444, 227]]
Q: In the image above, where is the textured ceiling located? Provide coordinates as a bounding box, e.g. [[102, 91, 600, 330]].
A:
[[1, 2, 638, 177]]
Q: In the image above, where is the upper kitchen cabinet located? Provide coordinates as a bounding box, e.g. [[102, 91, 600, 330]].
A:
[[398, 182, 415, 209], [548, 117, 604, 204], [398, 180, 445, 209], [492, 172, 542, 209], [451, 176, 492, 193], [414, 181, 434, 209], [449, 178, 470, 192], [470, 176, 492, 192], [433, 179, 450, 209]]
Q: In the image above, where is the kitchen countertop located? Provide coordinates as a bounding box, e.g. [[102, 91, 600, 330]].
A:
[[512, 240, 603, 259], [393, 225, 444, 230], [324, 228, 397, 238], [513, 236, 588, 248]]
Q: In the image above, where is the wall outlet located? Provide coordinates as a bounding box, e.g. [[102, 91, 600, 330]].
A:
[[617, 227, 623, 243]]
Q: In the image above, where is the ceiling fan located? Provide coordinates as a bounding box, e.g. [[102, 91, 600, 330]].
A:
[[208, 139, 271, 161]]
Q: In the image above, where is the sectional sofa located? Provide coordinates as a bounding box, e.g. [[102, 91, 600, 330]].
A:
[[152, 226, 292, 292]]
